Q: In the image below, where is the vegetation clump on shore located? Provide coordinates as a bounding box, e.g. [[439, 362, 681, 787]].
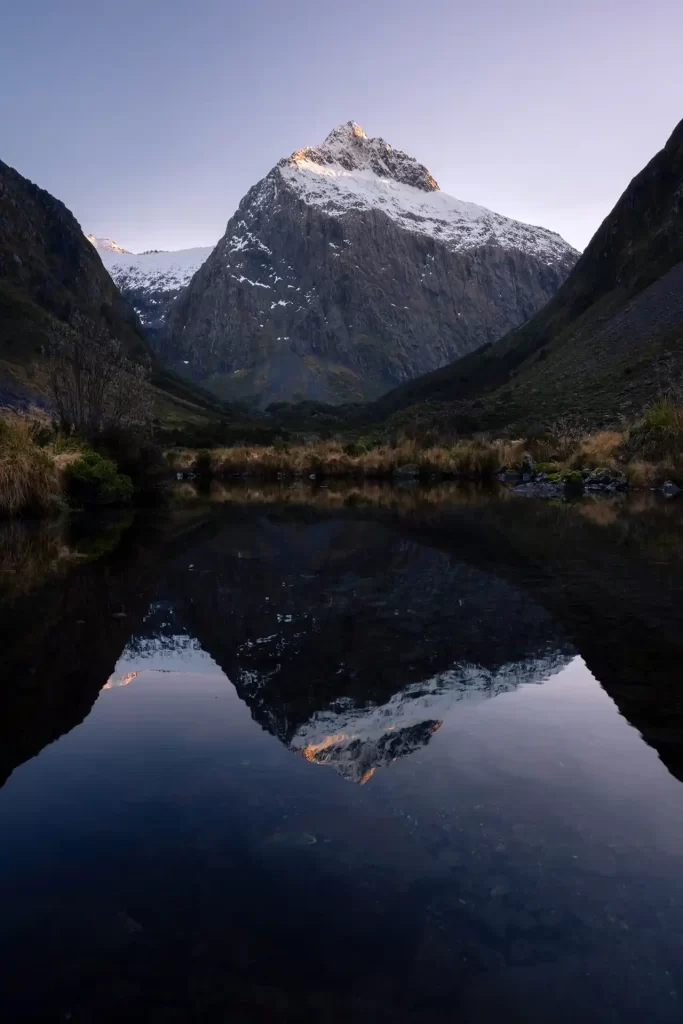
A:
[[4, 392, 683, 518], [167, 437, 524, 482], [165, 398, 683, 495], [0, 418, 62, 516]]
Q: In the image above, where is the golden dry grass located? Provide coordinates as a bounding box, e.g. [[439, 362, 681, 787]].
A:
[[572, 430, 625, 469], [625, 460, 659, 489], [166, 438, 518, 481], [0, 418, 61, 515], [165, 405, 683, 493]]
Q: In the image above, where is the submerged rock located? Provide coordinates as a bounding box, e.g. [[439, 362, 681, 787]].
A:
[[661, 479, 681, 498], [394, 464, 420, 479], [585, 467, 627, 492], [510, 480, 565, 498]]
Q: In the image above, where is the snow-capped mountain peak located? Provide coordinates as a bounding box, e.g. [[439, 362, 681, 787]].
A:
[[283, 120, 440, 193], [161, 122, 578, 404], [86, 234, 132, 254], [277, 123, 573, 261]]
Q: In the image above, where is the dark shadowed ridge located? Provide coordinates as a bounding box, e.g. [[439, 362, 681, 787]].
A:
[[0, 158, 229, 420], [0, 158, 147, 373]]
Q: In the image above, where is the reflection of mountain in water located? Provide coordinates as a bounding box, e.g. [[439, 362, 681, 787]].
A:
[[289, 654, 569, 783], [8, 497, 683, 790], [123, 600, 211, 664], [150, 516, 574, 781]]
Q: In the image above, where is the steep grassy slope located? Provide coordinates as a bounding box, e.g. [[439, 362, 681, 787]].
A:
[[370, 118, 683, 432]]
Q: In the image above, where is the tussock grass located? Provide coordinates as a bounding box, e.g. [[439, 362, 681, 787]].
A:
[[625, 460, 659, 489], [0, 418, 61, 516], [167, 438, 519, 482], [166, 396, 683, 493], [626, 399, 683, 462], [571, 431, 625, 469]]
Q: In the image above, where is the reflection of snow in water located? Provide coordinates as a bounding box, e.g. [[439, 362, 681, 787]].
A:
[[290, 653, 573, 783], [103, 670, 139, 690], [108, 601, 225, 683], [103, 597, 572, 785]]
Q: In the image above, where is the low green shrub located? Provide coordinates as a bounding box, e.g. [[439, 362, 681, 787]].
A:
[[344, 441, 370, 457], [64, 452, 133, 506], [52, 434, 86, 454]]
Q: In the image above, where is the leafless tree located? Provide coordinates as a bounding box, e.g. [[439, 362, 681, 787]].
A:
[[47, 314, 152, 441], [654, 352, 683, 404], [549, 412, 587, 459]]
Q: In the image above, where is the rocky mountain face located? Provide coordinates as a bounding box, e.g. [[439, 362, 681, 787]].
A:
[[88, 236, 213, 345], [0, 160, 146, 398], [373, 117, 683, 430], [163, 122, 578, 406]]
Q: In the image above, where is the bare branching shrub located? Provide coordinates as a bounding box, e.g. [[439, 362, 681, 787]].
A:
[[654, 353, 683, 405], [548, 413, 587, 461], [47, 314, 152, 442]]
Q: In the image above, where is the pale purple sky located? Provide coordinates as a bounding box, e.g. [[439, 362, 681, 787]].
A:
[[2, 0, 681, 253]]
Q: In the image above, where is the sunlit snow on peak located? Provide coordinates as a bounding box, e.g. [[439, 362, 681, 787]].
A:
[[276, 125, 576, 262]]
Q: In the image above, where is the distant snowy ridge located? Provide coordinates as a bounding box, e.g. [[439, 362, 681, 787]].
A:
[[88, 235, 214, 332], [88, 236, 213, 294]]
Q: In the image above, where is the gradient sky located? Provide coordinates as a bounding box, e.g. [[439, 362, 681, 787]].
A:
[[2, 0, 682, 253]]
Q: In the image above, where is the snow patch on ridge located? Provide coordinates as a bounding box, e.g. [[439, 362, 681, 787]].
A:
[[288, 651, 573, 783], [277, 122, 575, 262]]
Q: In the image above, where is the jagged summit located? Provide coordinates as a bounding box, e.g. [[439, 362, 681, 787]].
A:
[[86, 234, 132, 254], [325, 120, 367, 143], [284, 121, 440, 193], [277, 124, 572, 259]]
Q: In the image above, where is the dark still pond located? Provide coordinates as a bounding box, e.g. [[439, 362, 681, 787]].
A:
[[2, 484, 683, 1022]]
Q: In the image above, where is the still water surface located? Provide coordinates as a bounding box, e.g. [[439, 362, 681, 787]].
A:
[[1, 485, 683, 1021]]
